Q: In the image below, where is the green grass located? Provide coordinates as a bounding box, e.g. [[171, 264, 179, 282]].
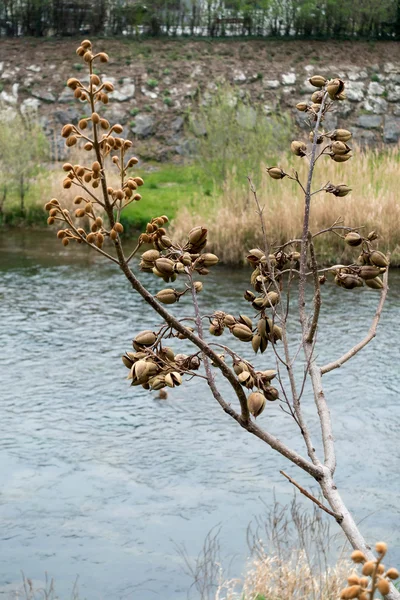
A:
[[120, 163, 212, 230]]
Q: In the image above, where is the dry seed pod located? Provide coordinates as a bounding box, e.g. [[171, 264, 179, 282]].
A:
[[296, 102, 308, 111], [361, 561, 375, 576], [142, 249, 160, 262], [239, 315, 253, 329], [386, 568, 400, 580], [291, 140, 307, 157], [134, 330, 157, 346], [266, 167, 286, 180], [264, 386, 279, 401], [326, 78, 345, 99], [155, 289, 178, 305], [377, 579, 390, 595], [311, 90, 324, 103], [232, 324, 253, 342], [188, 226, 207, 245], [347, 574, 360, 585], [66, 136, 77, 147], [247, 392, 266, 418], [351, 550, 366, 564], [340, 585, 361, 599], [345, 232, 363, 247], [331, 184, 352, 197], [309, 75, 326, 87], [155, 257, 175, 275], [238, 371, 251, 383], [199, 253, 219, 267], [252, 334, 262, 353], [370, 251, 389, 268], [376, 541, 388, 555], [330, 128, 352, 142], [114, 222, 124, 234], [331, 153, 352, 163], [99, 52, 109, 63], [266, 291, 280, 306], [331, 141, 350, 155], [358, 266, 383, 280], [61, 124, 73, 138], [224, 314, 236, 328]]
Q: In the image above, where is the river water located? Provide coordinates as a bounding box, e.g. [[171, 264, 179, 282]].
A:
[[0, 231, 399, 599]]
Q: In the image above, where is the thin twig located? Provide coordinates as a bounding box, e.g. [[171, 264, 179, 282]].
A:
[[321, 268, 389, 374], [280, 471, 342, 522]]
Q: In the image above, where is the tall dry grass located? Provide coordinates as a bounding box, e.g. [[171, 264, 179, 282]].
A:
[[216, 549, 351, 600], [170, 146, 400, 265]]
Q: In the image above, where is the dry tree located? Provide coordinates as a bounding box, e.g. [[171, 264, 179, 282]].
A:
[[45, 41, 398, 599]]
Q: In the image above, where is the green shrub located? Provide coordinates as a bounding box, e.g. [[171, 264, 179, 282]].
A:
[[189, 84, 291, 185]]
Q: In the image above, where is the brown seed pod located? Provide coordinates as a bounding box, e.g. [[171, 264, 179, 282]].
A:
[[266, 167, 286, 180], [76, 46, 85, 56], [84, 142, 93, 151], [188, 226, 207, 245], [361, 561, 375, 576], [340, 585, 361, 599], [291, 140, 307, 157], [377, 579, 390, 595], [351, 550, 366, 564], [296, 102, 308, 111], [331, 141, 351, 155], [331, 153, 352, 163], [61, 124, 73, 138], [90, 74, 100, 86], [347, 574, 360, 585], [263, 386, 279, 401], [311, 90, 324, 104], [232, 324, 253, 342], [110, 229, 118, 241], [358, 266, 383, 280], [66, 136, 77, 147], [83, 51, 93, 63], [199, 253, 219, 267], [345, 232, 363, 247], [309, 75, 327, 87], [156, 289, 178, 305], [98, 52, 109, 63], [370, 251, 389, 268], [326, 78, 345, 99], [155, 258, 175, 275], [386, 568, 400, 580], [134, 330, 157, 346], [247, 392, 266, 418], [329, 128, 352, 142]]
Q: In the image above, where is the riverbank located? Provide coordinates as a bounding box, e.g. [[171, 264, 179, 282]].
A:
[[2, 143, 400, 266]]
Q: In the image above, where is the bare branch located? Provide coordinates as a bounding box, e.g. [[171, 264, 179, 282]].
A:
[[280, 471, 342, 522], [321, 268, 389, 375]]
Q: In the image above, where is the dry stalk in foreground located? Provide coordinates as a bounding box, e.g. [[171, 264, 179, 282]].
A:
[[45, 41, 398, 599]]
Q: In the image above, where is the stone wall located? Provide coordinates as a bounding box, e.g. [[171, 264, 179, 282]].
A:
[[1, 40, 400, 161]]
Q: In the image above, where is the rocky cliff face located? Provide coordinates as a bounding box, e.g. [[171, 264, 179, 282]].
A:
[[1, 39, 400, 161]]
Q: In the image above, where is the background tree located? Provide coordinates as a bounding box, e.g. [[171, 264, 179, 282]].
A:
[[0, 109, 49, 217]]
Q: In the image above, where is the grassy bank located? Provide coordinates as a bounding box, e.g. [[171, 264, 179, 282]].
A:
[[2, 145, 400, 265]]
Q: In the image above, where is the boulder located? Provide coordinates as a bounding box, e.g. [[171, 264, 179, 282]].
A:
[[383, 116, 400, 142], [357, 115, 382, 129], [281, 72, 296, 85], [112, 78, 135, 102], [345, 81, 365, 102], [132, 114, 155, 138]]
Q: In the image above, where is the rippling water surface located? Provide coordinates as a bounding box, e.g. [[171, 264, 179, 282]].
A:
[[0, 231, 399, 599]]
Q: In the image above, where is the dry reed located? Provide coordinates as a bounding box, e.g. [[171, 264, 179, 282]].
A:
[[216, 549, 351, 600], [170, 146, 400, 265]]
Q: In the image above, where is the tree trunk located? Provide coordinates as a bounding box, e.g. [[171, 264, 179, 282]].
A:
[[320, 471, 400, 600]]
